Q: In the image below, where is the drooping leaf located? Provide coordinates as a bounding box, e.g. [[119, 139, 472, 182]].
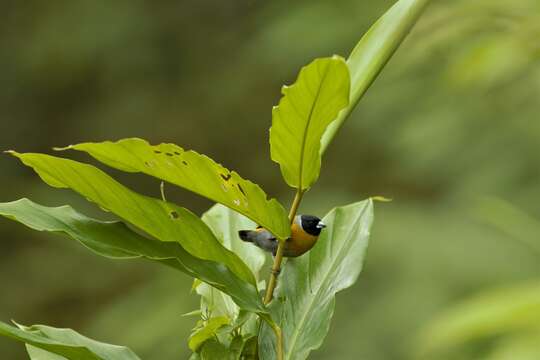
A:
[[57, 138, 290, 239], [0, 321, 140, 360], [321, 0, 431, 153], [417, 281, 540, 357], [270, 56, 350, 190], [260, 199, 374, 360], [0, 198, 264, 312], [189, 317, 230, 352], [5, 152, 265, 312]]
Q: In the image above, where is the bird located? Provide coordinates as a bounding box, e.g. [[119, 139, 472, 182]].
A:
[[238, 215, 326, 258]]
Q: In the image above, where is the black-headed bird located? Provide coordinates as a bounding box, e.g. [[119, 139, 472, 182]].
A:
[[238, 215, 326, 257]]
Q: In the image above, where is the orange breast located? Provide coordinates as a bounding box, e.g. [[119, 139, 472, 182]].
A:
[[285, 223, 319, 257]]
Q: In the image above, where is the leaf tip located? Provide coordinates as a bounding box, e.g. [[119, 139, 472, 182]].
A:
[[371, 196, 392, 203], [4, 150, 19, 157], [53, 145, 73, 151]]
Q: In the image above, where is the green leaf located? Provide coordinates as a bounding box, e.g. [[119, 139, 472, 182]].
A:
[[270, 56, 349, 190], [198, 339, 233, 360], [240, 335, 258, 360], [5, 151, 265, 312], [321, 0, 431, 153], [417, 281, 540, 356], [0, 321, 140, 360], [193, 204, 267, 319], [27, 346, 67, 360], [57, 138, 290, 239], [189, 317, 230, 352], [259, 199, 374, 360], [202, 204, 267, 277], [191, 205, 267, 349], [0, 198, 263, 313]]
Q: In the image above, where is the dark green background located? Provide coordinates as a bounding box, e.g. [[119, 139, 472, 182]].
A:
[[1, 0, 539, 359]]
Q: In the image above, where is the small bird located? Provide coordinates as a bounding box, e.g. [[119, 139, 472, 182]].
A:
[[238, 215, 326, 257]]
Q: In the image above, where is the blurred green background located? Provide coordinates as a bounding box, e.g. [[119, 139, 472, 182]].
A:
[[1, 0, 539, 359]]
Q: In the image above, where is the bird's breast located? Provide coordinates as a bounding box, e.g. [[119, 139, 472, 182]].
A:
[[285, 223, 319, 257]]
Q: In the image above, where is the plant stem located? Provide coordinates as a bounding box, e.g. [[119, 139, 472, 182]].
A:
[[271, 321, 284, 360], [264, 189, 304, 305], [259, 314, 284, 360]]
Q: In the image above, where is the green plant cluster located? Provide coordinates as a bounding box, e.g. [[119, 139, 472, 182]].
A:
[[0, 0, 429, 359]]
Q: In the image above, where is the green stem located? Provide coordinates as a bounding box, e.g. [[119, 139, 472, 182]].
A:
[[259, 314, 284, 360], [264, 189, 304, 304]]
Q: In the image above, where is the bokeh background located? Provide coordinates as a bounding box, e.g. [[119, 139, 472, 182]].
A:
[[1, 0, 539, 359]]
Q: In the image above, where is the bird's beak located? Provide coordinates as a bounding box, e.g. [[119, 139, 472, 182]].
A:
[[316, 221, 326, 229]]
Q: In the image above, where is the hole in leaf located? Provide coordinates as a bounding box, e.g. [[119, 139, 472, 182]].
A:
[[237, 184, 246, 196]]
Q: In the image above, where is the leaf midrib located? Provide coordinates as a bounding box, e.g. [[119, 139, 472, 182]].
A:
[[297, 63, 331, 190], [285, 202, 369, 359]]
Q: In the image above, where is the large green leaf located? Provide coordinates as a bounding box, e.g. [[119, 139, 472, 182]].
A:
[[320, 0, 431, 153], [0, 321, 140, 360], [0, 198, 263, 312], [6, 152, 265, 312], [260, 199, 374, 360], [190, 204, 266, 350], [195, 204, 267, 320], [202, 204, 267, 277], [58, 138, 290, 239], [270, 56, 349, 190]]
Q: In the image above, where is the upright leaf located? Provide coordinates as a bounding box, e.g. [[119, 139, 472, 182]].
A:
[[58, 138, 290, 239], [0, 198, 264, 312], [321, 0, 431, 153], [6, 152, 265, 312], [0, 321, 140, 360], [194, 204, 267, 331], [270, 56, 350, 190], [260, 200, 374, 360], [202, 204, 267, 278]]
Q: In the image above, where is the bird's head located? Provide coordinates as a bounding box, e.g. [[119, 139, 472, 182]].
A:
[[299, 214, 326, 236]]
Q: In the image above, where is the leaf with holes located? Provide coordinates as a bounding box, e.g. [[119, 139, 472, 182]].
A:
[[57, 138, 290, 240], [270, 56, 350, 190], [5, 152, 265, 313]]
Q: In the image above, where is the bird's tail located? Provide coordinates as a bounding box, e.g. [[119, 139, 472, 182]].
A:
[[238, 230, 254, 242]]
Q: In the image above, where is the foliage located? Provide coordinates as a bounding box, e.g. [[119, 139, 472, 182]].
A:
[[270, 56, 349, 190], [0, 321, 140, 360], [0, 0, 430, 358], [260, 200, 373, 360]]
